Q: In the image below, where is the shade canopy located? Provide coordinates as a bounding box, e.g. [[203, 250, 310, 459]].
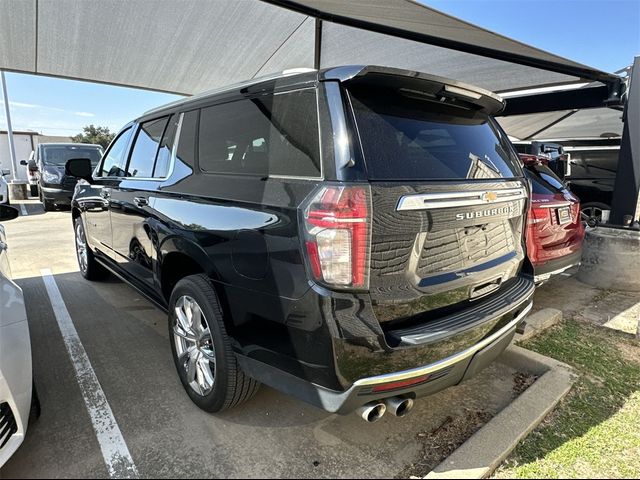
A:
[[0, 0, 621, 96], [498, 107, 624, 141]]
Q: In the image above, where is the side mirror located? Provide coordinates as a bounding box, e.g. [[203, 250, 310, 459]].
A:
[[0, 204, 19, 222], [65, 158, 93, 181], [20, 160, 28, 166]]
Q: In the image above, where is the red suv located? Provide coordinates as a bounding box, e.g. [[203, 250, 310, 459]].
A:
[[520, 154, 584, 283]]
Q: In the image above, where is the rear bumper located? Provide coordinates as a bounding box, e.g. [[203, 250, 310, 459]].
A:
[[237, 278, 534, 414], [533, 249, 582, 283], [238, 303, 530, 414]]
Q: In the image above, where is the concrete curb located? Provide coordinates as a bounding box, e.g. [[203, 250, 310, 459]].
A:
[[425, 346, 575, 479], [514, 308, 563, 343]]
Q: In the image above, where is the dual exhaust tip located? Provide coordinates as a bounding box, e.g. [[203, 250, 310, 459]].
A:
[[356, 397, 414, 423]]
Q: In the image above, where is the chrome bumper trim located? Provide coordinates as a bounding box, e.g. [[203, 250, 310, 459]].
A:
[[353, 301, 533, 387]]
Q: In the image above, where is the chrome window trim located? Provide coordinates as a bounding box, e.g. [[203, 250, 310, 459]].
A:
[[353, 301, 533, 387], [397, 187, 527, 211]]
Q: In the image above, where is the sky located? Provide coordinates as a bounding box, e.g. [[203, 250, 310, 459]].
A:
[[1, 0, 638, 136]]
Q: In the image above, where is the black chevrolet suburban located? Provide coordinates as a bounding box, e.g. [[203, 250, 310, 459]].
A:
[[68, 66, 534, 421]]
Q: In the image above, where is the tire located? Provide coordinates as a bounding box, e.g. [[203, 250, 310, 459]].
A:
[[30, 185, 38, 197], [74, 217, 107, 280], [43, 200, 54, 212], [39, 187, 53, 211], [168, 274, 260, 413]]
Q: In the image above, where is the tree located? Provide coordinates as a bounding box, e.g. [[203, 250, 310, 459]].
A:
[[72, 125, 115, 149]]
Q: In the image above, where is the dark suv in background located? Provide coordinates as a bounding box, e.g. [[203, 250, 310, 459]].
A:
[[25, 143, 103, 211], [514, 139, 621, 222], [68, 66, 534, 421]]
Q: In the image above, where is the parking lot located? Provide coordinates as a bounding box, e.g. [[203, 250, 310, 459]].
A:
[[1, 200, 528, 479]]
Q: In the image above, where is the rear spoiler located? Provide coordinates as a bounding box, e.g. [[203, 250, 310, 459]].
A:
[[320, 65, 505, 115]]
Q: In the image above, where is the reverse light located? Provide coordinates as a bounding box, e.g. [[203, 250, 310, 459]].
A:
[[302, 185, 372, 290]]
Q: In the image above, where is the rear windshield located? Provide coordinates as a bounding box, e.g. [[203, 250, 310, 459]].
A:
[[42, 145, 103, 167], [524, 163, 566, 195], [348, 85, 522, 181]]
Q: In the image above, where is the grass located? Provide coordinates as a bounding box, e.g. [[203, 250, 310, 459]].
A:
[[494, 319, 640, 478]]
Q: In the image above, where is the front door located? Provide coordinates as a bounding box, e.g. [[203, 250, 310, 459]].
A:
[[110, 115, 178, 290], [84, 126, 134, 260]]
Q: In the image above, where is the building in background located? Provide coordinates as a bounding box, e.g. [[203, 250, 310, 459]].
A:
[[0, 131, 72, 181]]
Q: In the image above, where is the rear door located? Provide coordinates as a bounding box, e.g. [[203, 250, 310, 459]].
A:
[[110, 114, 179, 289], [345, 81, 527, 323]]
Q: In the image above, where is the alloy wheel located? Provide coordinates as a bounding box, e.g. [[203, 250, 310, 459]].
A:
[[172, 295, 216, 396], [580, 206, 605, 223], [75, 222, 88, 274]]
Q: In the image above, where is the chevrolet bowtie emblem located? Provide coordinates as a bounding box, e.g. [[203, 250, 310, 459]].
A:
[[482, 192, 498, 202]]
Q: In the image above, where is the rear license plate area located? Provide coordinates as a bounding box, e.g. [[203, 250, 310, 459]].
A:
[[557, 206, 572, 224]]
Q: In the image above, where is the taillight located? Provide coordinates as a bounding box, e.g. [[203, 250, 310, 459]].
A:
[[571, 203, 581, 224], [528, 206, 547, 225], [301, 185, 371, 290]]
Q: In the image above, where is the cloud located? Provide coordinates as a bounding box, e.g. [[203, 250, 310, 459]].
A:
[[0, 101, 93, 117], [0, 101, 38, 109], [10, 101, 38, 109]]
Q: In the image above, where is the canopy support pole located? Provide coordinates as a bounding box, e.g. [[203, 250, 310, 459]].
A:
[[611, 56, 640, 225], [0, 70, 18, 181], [314, 18, 322, 70]]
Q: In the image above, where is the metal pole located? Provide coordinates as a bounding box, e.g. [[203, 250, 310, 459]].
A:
[[1, 70, 18, 181], [610, 56, 640, 225]]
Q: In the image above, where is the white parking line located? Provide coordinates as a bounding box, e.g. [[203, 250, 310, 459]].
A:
[[19, 203, 27, 216], [40, 269, 139, 479]]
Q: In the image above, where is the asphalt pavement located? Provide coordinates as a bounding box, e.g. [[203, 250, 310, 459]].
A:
[[0, 200, 520, 479]]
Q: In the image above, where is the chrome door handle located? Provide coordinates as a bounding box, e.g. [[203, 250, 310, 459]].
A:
[[134, 197, 148, 207]]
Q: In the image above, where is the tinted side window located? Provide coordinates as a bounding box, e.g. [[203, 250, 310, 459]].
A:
[[176, 110, 198, 169], [127, 117, 169, 178], [153, 114, 179, 178], [100, 128, 133, 177], [197, 89, 320, 177]]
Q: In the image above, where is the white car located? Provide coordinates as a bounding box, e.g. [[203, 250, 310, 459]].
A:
[[0, 171, 9, 205], [0, 204, 32, 467]]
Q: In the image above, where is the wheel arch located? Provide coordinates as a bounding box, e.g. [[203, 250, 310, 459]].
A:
[[159, 237, 232, 327]]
